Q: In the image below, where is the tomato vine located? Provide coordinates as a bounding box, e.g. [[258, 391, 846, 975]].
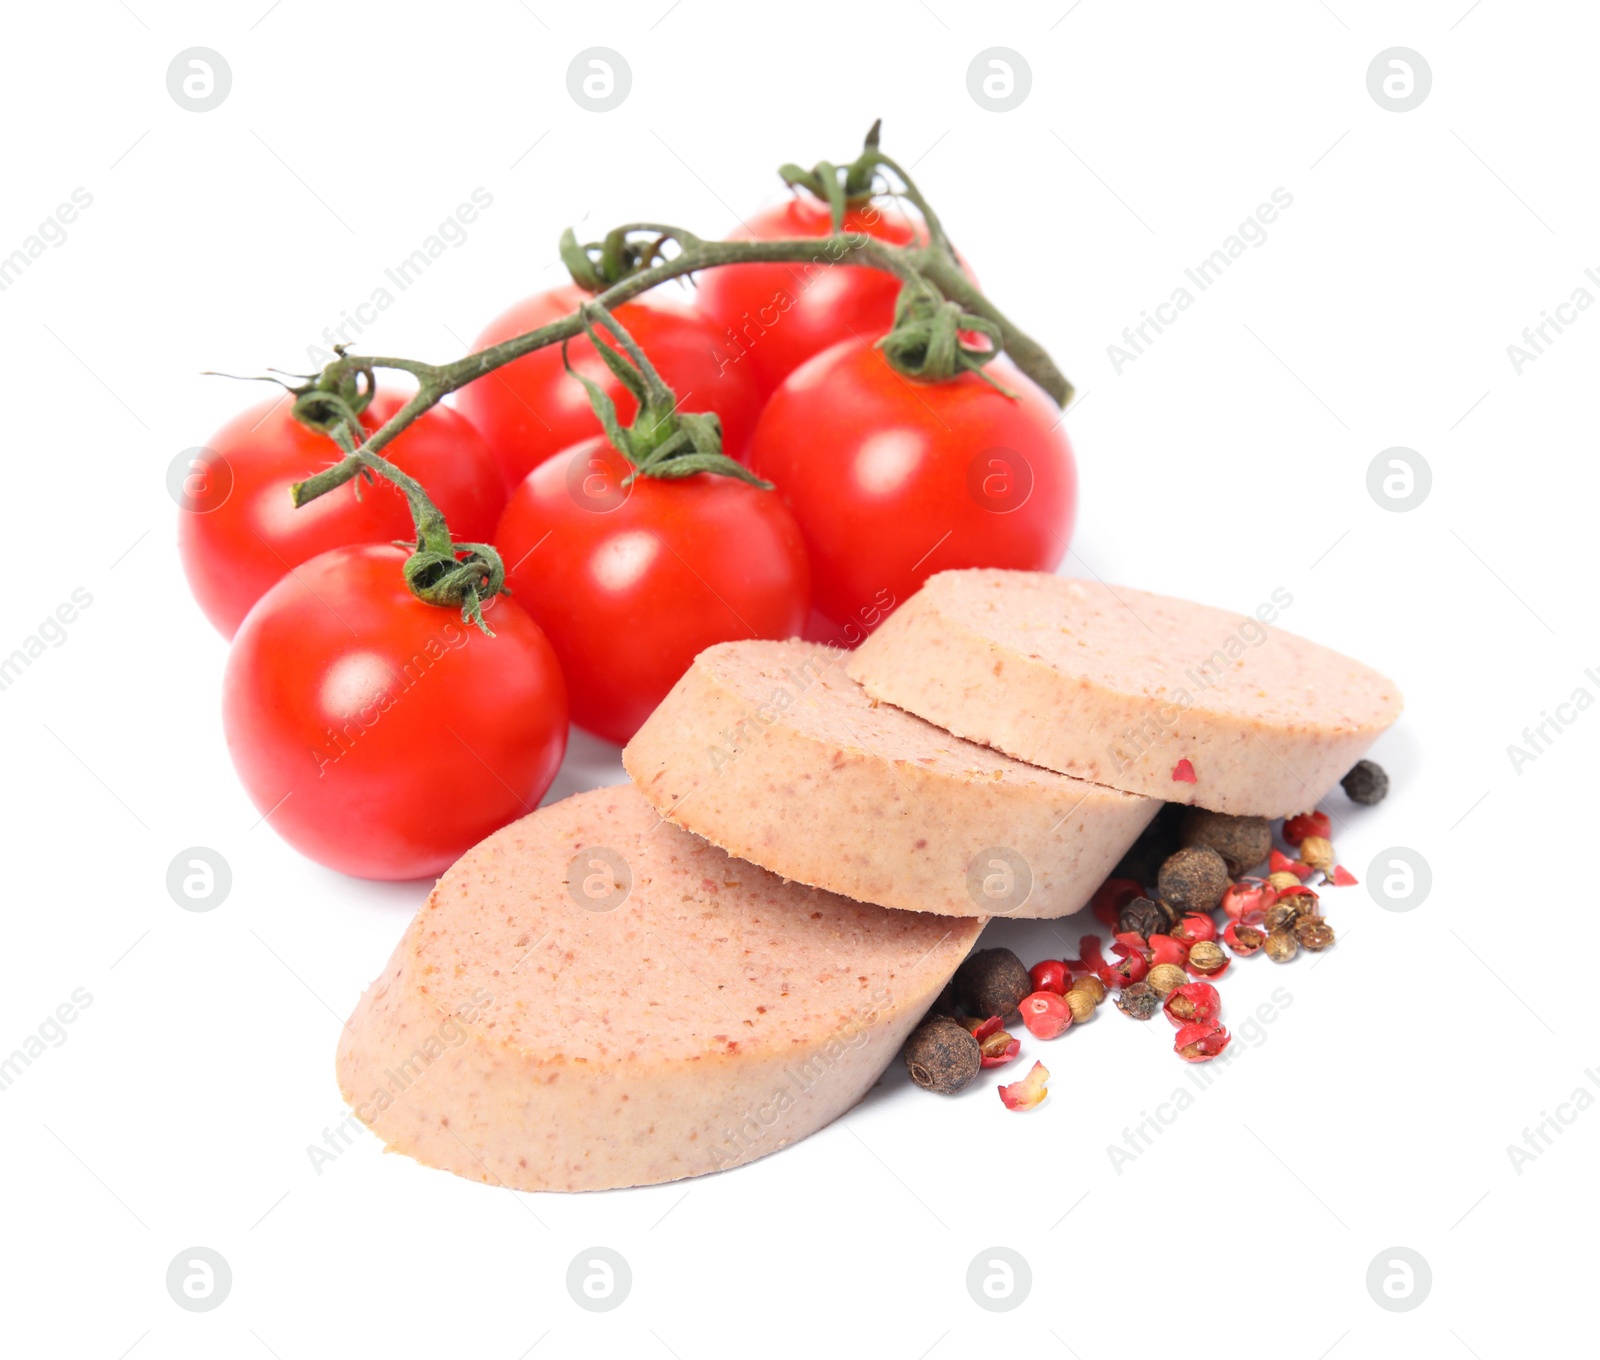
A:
[[244, 124, 1073, 624]]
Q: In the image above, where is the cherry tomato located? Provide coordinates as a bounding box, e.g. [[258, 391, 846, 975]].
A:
[[695, 198, 924, 396], [456, 285, 764, 490], [223, 544, 567, 880], [746, 339, 1076, 643], [495, 437, 810, 744], [178, 390, 504, 639]]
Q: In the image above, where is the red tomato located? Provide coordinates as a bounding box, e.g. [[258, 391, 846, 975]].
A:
[[223, 545, 567, 880], [695, 198, 923, 396], [496, 437, 810, 744], [179, 390, 504, 639], [746, 339, 1076, 643], [456, 285, 764, 489]]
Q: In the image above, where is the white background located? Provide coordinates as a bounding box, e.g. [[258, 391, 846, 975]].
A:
[[0, 1, 1590, 1356]]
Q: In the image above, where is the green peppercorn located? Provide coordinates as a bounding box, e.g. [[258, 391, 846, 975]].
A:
[[903, 1017, 981, 1094], [1115, 980, 1161, 1020], [1157, 846, 1231, 915], [953, 947, 1032, 1019], [1341, 759, 1389, 806], [1178, 809, 1273, 877]]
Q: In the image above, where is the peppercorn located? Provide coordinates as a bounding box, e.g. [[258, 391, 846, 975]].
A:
[[1113, 802, 1186, 886], [1115, 980, 1161, 1020], [1090, 878, 1145, 930], [1293, 917, 1335, 951], [1299, 835, 1335, 873], [1282, 811, 1331, 847], [1171, 912, 1218, 947], [953, 947, 1032, 1019], [1263, 899, 1301, 934], [1147, 962, 1189, 995], [1118, 895, 1175, 940], [1220, 878, 1275, 924], [1100, 952, 1149, 989], [1223, 922, 1265, 956], [1149, 933, 1188, 968], [978, 1027, 1022, 1068], [1264, 930, 1298, 963], [1270, 849, 1312, 880], [1020, 991, 1073, 1039], [1186, 940, 1228, 977], [1174, 1022, 1231, 1063], [1178, 809, 1273, 876], [1069, 974, 1107, 1007], [1267, 870, 1303, 892], [1342, 759, 1389, 806], [1164, 980, 1221, 1027], [903, 1017, 981, 1094], [1029, 959, 1070, 996], [1065, 988, 1097, 1023], [1156, 846, 1231, 914]]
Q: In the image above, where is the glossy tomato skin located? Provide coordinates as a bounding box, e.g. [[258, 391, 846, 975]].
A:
[[495, 437, 810, 745], [179, 391, 505, 639], [695, 198, 923, 396], [747, 339, 1076, 643], [456, 285, 764, 490], [223, 545, 567, 880]]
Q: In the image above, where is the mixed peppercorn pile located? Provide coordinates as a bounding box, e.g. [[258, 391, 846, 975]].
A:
[[902, 759, 1389, 1110]]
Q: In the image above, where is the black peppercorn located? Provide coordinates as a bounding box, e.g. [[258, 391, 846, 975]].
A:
[[1178, 809, 1273, 876], [1156, 846, 1231, 915], [952, 947, 1032, 1019], [1341, 759, 1389, 806], [903, 1018, 981, 1094], [1115, 980, 1161, 1020], [1117, 895, 1176, 940]]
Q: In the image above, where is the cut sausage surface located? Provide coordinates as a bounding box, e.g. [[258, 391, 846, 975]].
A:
[[623, 639, 1158, 917], [848, 571, 1402, 816], [335, 785, 980, 1192]]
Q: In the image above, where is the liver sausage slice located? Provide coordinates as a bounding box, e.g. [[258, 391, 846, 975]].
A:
[[848, 570, 1402, 817], [335, 785, 979, 1192], [623, 639, 1157, 918]]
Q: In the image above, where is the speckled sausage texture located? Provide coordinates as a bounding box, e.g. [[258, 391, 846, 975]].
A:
[[848, 571, 1403, 818], [622, 639, 1158, 918], [335, 785, 980, 1192]]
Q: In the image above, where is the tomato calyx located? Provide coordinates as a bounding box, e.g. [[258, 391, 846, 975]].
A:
[[876, 279, 1013, 391], [559, 223, 692, 294], [289, 379, 507, 634], [778, 118, 886, 229], [565, 302, 772, 490]]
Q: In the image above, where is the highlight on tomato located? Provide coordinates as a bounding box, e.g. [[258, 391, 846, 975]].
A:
[[223, 544, 568, 881], [747, 332, 1076, 646]]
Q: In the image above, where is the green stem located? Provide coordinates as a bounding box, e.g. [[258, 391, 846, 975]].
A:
[[294, 232, 932, 506]]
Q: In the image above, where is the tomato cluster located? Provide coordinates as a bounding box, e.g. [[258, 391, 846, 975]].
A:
[[180, 188, 1076, 880]]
